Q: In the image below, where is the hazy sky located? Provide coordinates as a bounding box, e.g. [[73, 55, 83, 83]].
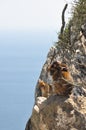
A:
[[0, 0, 73, 31]]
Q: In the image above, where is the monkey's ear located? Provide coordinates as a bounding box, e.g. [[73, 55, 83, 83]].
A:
[[38, 79, 44, 83], [38, 79, 41, 84], [38, 79, 45, 86]]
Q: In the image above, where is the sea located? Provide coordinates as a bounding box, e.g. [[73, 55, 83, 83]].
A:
[[0, 30, 57, 130]]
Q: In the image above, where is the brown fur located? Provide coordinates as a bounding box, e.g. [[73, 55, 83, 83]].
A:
[[38, 79, 52, 97], [48, 61, 73, 82], [48, 61, 74, 95], [38, 61, 73, 97]]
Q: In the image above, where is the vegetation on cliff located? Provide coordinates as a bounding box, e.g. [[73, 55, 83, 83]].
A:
[[57, 0, 86, 47]]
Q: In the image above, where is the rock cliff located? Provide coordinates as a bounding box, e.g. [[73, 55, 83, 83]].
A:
[[25, 0, 86, 130]]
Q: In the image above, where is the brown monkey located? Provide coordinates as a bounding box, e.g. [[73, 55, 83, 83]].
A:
[[48, 61, 74, 95], [38, 79, 52, 97], [48, 61, 73, 82]]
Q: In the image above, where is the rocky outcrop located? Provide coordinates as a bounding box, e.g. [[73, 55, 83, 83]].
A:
[[25, 31, 86, 129], [25, 2, 86, 129], [26, 95, 86, 130]]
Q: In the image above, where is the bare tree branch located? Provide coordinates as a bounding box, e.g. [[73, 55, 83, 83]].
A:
[[60, 4, 68, 34]]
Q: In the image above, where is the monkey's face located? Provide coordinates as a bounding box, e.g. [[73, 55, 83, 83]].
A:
[[48, 61, 69, 81], [48, 61, 61, 75]]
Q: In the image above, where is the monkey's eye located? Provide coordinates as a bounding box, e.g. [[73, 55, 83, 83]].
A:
[[62, 67, 68, 71]]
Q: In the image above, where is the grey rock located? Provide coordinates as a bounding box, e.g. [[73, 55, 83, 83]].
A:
[[26, 95, 86, 130], [81, 23, 86, 38]]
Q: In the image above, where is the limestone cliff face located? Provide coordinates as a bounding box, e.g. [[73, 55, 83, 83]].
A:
[[26, 96, 86, 130], [25, 28, 86, 130], [25, 1, 86, 130]]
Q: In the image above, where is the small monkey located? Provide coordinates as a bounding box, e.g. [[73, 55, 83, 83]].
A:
[[48, 61, 74, 95], [38, 61, 73, 97], [48, 61, 73, 82], [38, 79, 52, 97]]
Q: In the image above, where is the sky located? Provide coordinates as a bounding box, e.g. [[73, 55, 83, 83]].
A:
[[0, 0, 73, 31]]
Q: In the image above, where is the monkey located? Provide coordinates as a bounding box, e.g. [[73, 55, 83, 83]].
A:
[[38, 79, 73, 97], [48, 61, 73, 82], [37, 61, 74, 97], [47, 61, 62, 80], [47, 61, 74, 96], [38, 79, 53, 97]]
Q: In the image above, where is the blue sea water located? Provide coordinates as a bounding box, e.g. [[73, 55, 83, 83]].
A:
[[0, 30, 57, 130]]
